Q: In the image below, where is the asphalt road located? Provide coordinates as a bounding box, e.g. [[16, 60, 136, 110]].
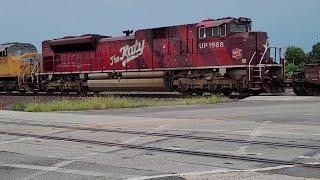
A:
[[0, 96, 320, 180]]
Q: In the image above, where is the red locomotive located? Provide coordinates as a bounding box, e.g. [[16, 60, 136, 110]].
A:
[[38, 17, 284, 95]]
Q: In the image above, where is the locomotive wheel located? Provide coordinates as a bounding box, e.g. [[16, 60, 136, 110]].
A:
[[61, 90, 69, 95], [47, 89, 54, 95], [238, 90, 250, 98], [293, 88, 308, 96], [78, 86, 89, 96], [183, 91, 196, 97], [293, 83, 309, 96], [194, 89, 204, 96], [2, 86, 7, 92], [250, 89, 262, 96], [262, 80, 284, 94], [222, 89, 232, 96], [304, 87, 320, 96]]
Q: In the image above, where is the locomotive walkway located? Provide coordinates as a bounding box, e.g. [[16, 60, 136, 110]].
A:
[[0, 96, 319, 179]]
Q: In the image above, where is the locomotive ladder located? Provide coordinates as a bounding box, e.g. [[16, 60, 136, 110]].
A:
[[18, 54, 40, 90], [248, 45, 268, 90], [18, 63, 27, 85], [30, 60, 39, 85]]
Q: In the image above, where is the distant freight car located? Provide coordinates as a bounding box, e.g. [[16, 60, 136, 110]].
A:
[[0, 43, 39, 91], [293, 62, 320, 96], [6, 17, 285, 95]]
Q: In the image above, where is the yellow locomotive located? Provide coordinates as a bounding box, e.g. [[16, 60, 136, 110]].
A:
[[0, 43, 39, 92]]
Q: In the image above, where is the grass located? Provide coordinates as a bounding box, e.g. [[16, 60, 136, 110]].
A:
[[13, 96, 229, 112]]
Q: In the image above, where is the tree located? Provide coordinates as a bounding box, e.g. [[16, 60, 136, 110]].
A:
[[285, 46, 305, 78], [285, 46, 306, 65], [285, 63, 300, 77], [311, 42, 320, 62]]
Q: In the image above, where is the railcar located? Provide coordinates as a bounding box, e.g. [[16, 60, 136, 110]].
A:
[[293, 62, 320, 96], [35, 17, 284, 95], [0, 43, 39, 92]]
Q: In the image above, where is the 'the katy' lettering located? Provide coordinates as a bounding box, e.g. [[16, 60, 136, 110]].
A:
[[110, 40, 145, 67]]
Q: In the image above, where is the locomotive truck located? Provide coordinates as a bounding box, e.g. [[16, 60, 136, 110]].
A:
[[0, 17, 285, 95]]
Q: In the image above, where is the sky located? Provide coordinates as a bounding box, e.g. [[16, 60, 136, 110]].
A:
[[0, 0, 319, 52]]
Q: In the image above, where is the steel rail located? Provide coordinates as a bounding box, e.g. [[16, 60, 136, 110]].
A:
[[0, 92, 185, 98], [0, 130, 319, 169], [0, 120, 319, 150]]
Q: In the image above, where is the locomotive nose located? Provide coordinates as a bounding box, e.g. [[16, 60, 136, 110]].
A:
[[250, 32, 269, 63]]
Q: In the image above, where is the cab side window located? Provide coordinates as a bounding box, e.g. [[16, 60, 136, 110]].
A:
[[205, 27, 219, 38], [199, 24, 227, 39], [220, 24, 226, 37], [199, 27, 206, 39], [0, 49, 7, 57]]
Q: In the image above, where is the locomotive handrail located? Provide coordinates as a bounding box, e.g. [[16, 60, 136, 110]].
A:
[[258, 44, 268, 78], [31, 62, 39, 84], [259, 44, 268, 65], [248, 51, 256, 81]]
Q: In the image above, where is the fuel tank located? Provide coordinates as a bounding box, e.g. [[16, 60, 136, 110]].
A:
[[87, 78, 167, 92]]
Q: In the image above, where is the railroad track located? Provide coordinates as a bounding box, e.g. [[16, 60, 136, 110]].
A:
[[0, 120, 319, 150], [0, 130, 319, 169], [0, 91, 246, 99], [0, 91, 186, 99], [0, 92, 80, 97]]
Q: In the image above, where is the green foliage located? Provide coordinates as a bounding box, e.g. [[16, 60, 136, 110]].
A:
[[12, 102, 27, 111], [285, 63, 301, 77], [18, 96, 229, 112], [311, 42, 320, 62], [285, 46, 306, 65]]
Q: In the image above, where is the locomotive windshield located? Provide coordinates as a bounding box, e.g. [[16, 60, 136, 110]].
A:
[[230, 24, 250, 33], [0, 49, 7, 57], [0, 43, 37, 56], [10, 46, 37, 56]]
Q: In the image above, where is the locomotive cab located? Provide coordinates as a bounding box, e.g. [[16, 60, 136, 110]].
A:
[[195, 17, 283, 94], [0, 43, 39, 92], [198, 17, 252, 39]]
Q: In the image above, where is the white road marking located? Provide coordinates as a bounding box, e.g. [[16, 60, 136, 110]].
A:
[[302, 114, 319, 116], [128, 165, 295, 180], [261, 132, 303, 135], [233, 130, 303, 135], [0, 137, 34, 145], [20, 160, 76, 180], [298, 156, 320, 160], [1, 163, 129, 179], [234, 121, 271, 156], [270, 126, 319, 131], [305, 162, 320, 165], [167, 128, 226, 133]]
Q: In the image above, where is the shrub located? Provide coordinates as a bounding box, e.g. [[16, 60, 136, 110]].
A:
[[12, 102, 27, 111]]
